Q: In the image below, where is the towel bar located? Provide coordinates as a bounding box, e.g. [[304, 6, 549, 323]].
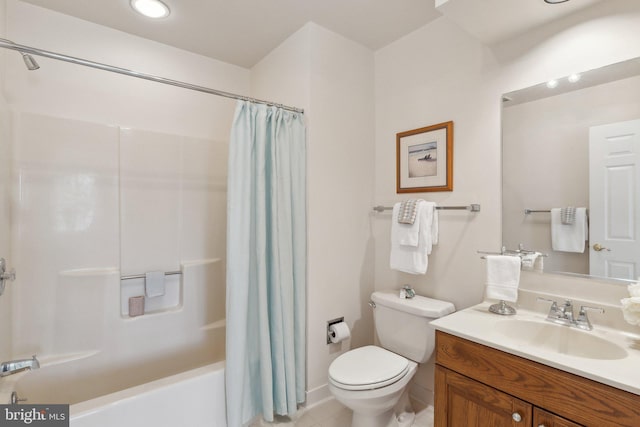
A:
[[373, 203, 480, 213], [524, 209, 551, 214], [478, 248, 548, 259], [121, 271, 182, 281], [525, 208, 589, 215]]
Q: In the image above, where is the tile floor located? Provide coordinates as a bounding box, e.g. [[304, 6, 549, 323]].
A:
[[249, 398, 435, 427]]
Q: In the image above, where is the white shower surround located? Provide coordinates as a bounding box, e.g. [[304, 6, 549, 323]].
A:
[[2, 0, 240, 386]]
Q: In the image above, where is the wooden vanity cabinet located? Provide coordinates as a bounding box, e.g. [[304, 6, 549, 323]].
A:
[[435, 331, 640, 427], [436, 366, 533, 426]]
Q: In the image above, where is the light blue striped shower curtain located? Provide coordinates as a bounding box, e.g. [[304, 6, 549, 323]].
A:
[[225, 101, 306, 426]]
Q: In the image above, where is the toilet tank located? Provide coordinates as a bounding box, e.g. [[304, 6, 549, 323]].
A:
[[371, 291, 455, 363]]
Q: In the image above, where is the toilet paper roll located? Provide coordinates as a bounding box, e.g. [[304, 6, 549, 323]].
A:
[[328, 322, 351, 343]]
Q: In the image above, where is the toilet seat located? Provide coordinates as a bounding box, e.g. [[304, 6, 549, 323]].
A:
[[328, 345, 409, 391]]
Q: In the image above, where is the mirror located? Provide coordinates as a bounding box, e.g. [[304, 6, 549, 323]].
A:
[[502, 57, 640, 282]]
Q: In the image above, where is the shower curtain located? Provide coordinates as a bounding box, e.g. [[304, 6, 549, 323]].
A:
[[226, 101, 307, 426]]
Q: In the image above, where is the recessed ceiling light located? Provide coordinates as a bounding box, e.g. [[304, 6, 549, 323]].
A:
[[130, 0, 170, 19], [544, 0, 570, 3], [546, 79, 559, 89], [568, 73, 581, 83]]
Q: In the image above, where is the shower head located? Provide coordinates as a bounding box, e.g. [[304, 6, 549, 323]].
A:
[[0, 39, 40, 70], [21, 52, 39, 70]]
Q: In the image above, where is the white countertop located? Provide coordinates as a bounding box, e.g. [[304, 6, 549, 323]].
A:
[[432, 302, 640, 396]]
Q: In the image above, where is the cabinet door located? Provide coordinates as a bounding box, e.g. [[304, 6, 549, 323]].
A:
[[435, 365, 532, 427], [534, 408, 583, 427]]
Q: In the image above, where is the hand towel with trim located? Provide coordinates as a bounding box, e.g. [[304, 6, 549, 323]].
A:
[[390, 200, 438, 274], [560, 207, 576, 225], [520, 252, 543, 271], [397, 199, 419, 225], [484, 255, 521, 303], [551, 207, 588, 253]]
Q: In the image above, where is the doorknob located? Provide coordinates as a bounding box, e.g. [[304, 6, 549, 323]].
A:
[[592, 243, 611, 252]]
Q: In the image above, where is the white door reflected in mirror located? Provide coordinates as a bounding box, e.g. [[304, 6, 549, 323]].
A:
[[589, 119, 640, 280]]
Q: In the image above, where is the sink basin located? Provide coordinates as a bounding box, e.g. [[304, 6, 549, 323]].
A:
[[494, 319, 628, 360]]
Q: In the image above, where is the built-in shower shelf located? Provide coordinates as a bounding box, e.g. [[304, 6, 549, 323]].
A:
[[59, 268, 119, 277], [200, 319, 226, 331], [120, 271, 182, 317], [181, 258, 222, 267], [39, 350, 100, 367]]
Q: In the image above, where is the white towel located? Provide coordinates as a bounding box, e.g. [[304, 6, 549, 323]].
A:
[[145, 271, 166, 297], [395, 201, 420, 247], [390, 201, 438, 274], [551, 207, 588, 253], [485, 255, 521, 303], [520, 252, 543, 271]]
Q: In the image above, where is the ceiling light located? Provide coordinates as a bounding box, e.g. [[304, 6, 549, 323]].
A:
[[130, 0, 170, 19], [544, 0, 570, 4], [546, 79, 559, 89], [568, 73, 581, 83]]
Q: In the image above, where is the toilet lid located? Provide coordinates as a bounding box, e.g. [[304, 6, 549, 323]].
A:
[[329, 346, 409, 391]]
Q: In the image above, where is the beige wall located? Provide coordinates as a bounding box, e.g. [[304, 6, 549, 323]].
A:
[[374, 0, 640, 404], [252, 22, 376, 405]]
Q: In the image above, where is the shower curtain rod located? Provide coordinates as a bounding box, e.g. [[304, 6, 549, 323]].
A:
[[0, 38, 304, 114]]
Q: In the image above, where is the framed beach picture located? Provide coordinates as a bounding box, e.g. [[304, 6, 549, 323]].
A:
[[396, 121, 453, 193]]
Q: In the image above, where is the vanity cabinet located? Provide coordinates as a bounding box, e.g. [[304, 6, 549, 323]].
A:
[[434, 331, 640, 427], [437, 366, 533, 426]]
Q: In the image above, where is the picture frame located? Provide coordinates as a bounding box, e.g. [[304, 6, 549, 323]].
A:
[[396, 121, 453, 193]]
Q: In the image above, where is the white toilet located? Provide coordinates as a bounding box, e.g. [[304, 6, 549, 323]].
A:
[[328, 290, 455, 427]]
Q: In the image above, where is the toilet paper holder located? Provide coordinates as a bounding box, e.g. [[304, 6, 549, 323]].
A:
[[327, 316, 345, 344]]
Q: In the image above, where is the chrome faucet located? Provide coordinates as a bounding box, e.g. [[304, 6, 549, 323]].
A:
[[575, 305, 605, 331], [0, 355, 40, 377], [561, 299, 575, 323], [537, 298, 604, 331], [537, 297, 569, 324]]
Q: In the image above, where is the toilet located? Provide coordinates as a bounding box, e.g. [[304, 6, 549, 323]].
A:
[[328, 290, 455, 427]]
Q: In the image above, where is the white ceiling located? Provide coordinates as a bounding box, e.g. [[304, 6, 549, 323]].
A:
[[436, 0, 604, 46], [18, 0, 442, 68], [18, 0, 604, 69]]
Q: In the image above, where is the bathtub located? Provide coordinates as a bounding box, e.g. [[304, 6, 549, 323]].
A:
[[11, 361, 227, 427]]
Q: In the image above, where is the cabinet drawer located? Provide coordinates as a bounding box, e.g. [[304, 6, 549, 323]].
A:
[[436, 331, 640, 427]]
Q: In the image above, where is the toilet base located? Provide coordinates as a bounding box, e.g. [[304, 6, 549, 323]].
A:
[[351, 407, 415, 427], [352, 408, 396, 427], [328, 357, 418, 427], [336, 380, 417, 427]]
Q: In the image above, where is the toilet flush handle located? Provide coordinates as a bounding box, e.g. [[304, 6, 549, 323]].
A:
[[368, 301, 376, 309], [402, 285, 415, 299]]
